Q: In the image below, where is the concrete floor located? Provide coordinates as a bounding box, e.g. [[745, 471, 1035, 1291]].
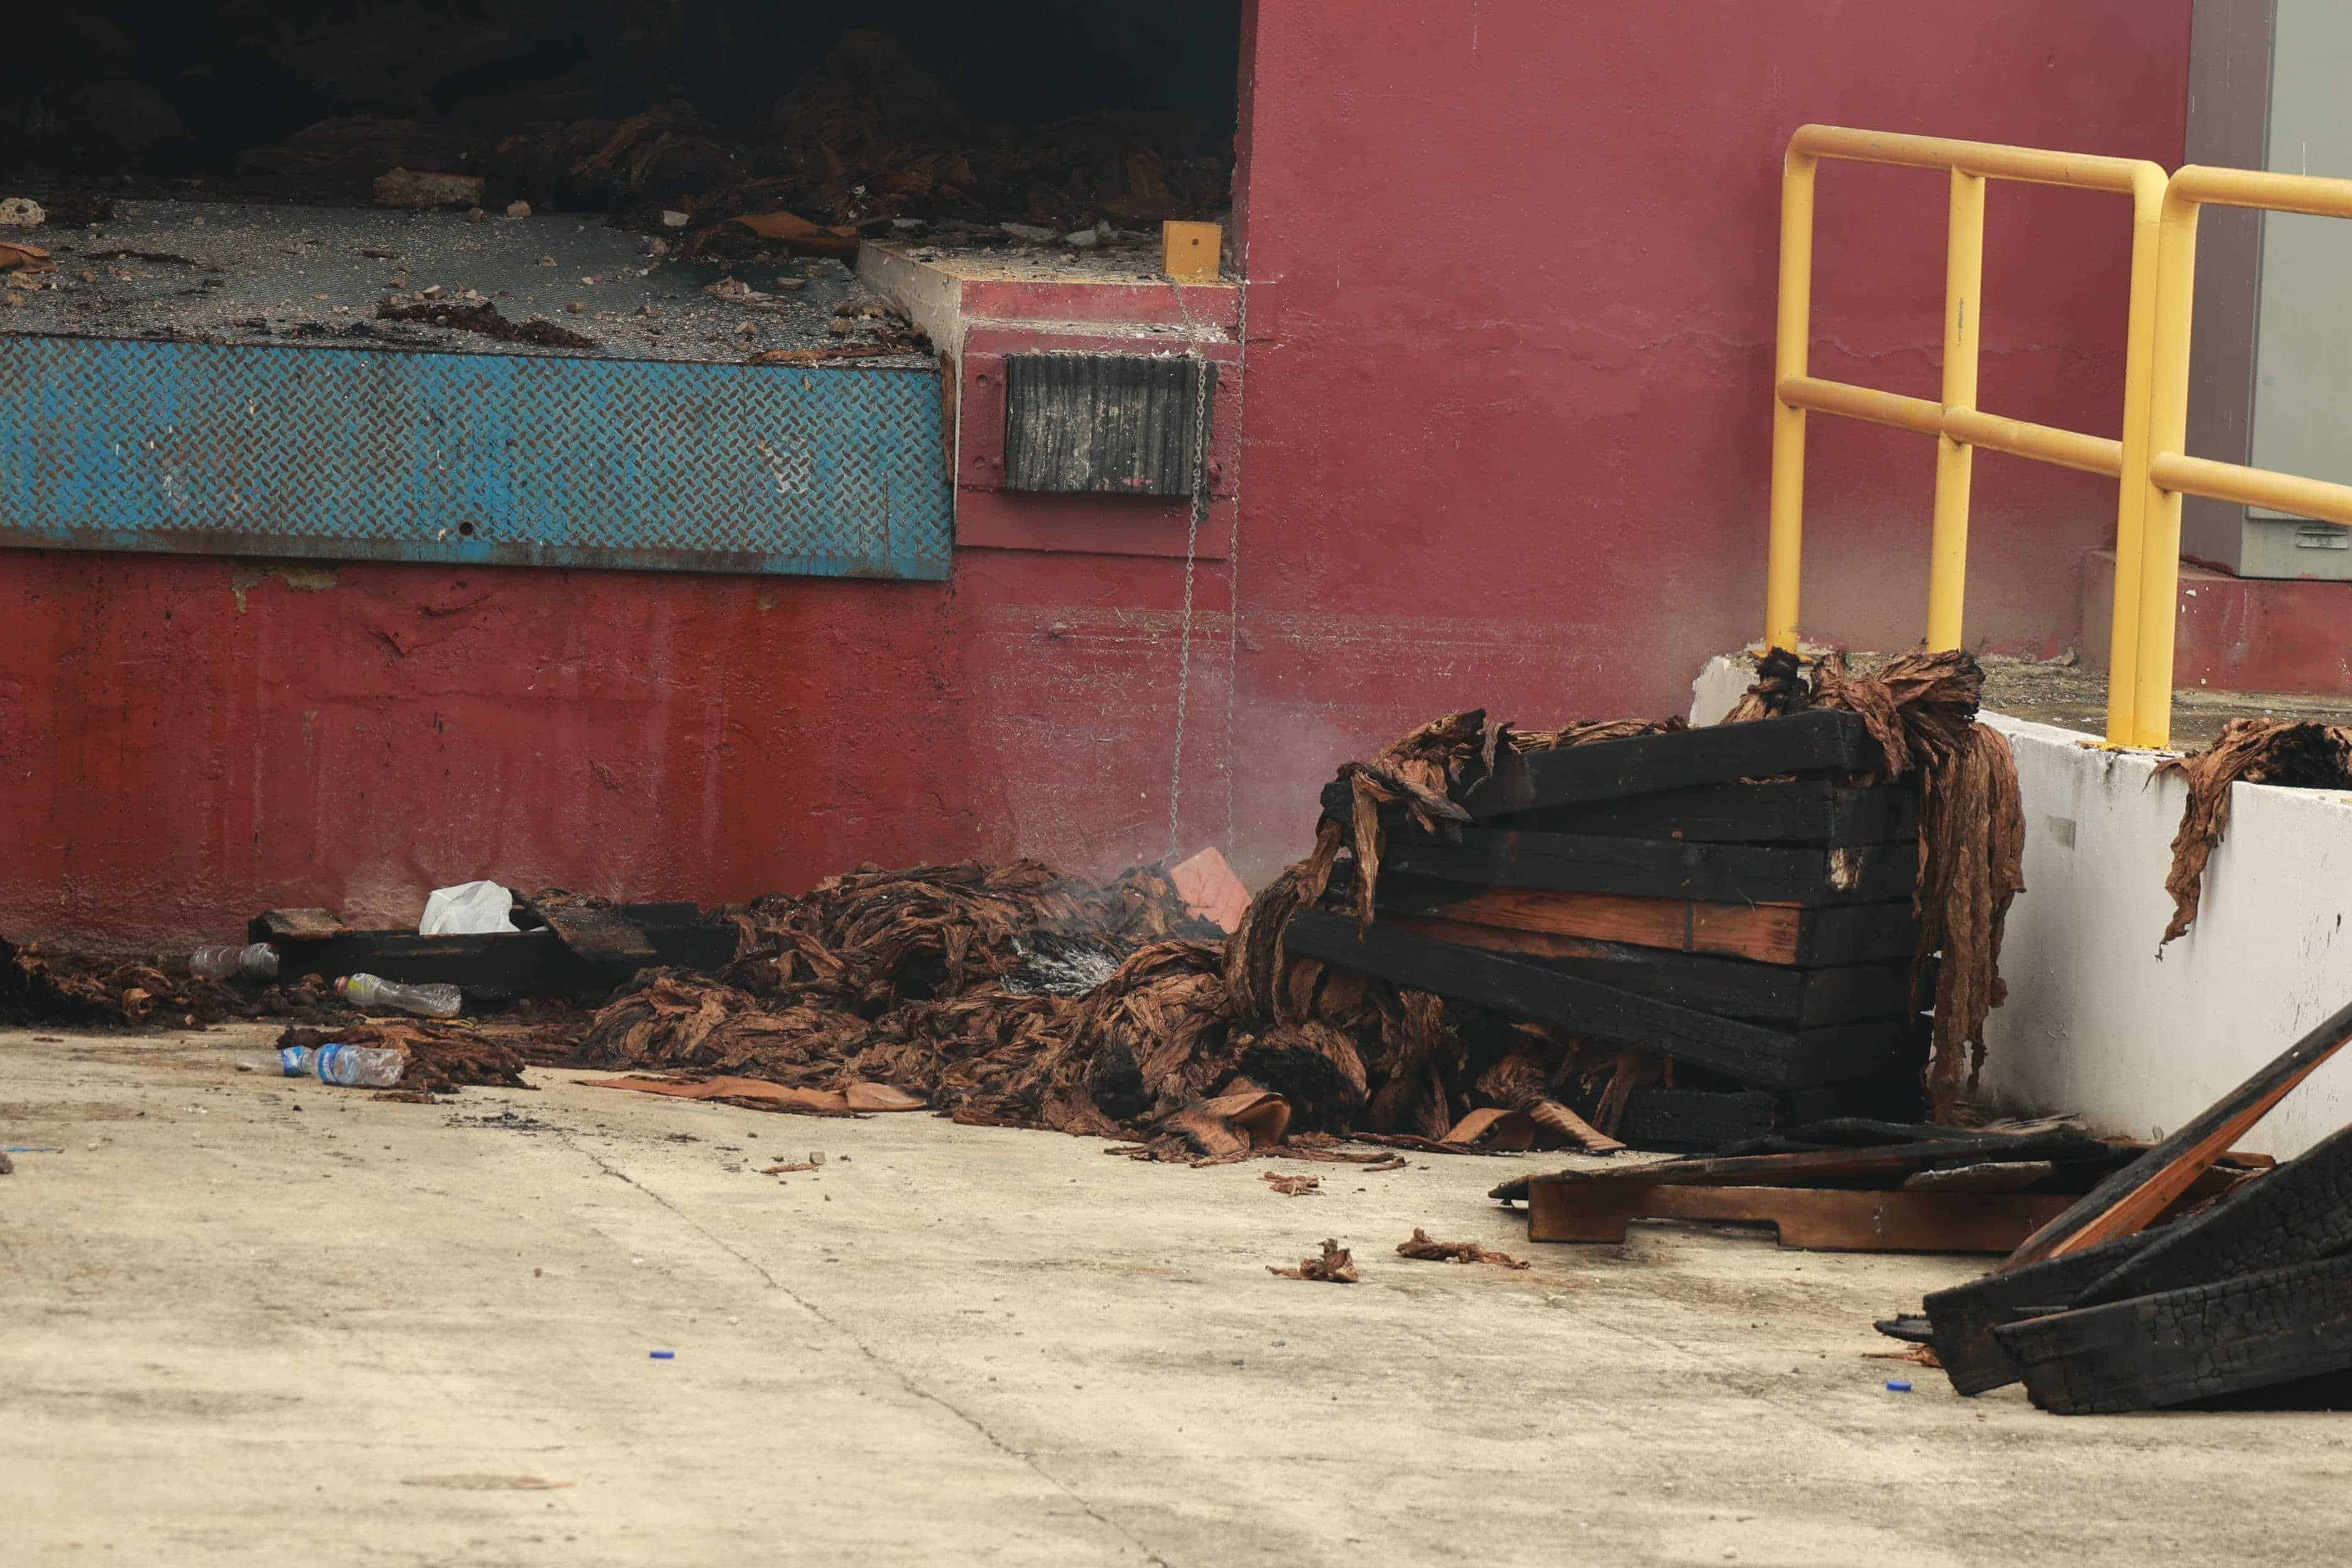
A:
[[6, 1025, 2349, 1567]]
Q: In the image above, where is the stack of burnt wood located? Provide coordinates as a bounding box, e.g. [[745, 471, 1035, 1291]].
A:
[[1285, 704, 1942, 1150]]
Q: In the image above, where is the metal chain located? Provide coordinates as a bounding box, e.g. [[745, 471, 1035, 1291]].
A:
[[1163, 277, 1212, 866]]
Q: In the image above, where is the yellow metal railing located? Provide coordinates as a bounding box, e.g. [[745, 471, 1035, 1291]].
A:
[[2134, 167, 2352, 749], [1767, 126, 2168, 746]]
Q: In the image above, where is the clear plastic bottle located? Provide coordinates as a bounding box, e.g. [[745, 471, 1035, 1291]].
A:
[[251, 1045, 315, 1077], [336, 973, 463, 1018], [190, 942, 280, 982], [242, 1043, 404, 1087], [310, 1043, 406, 1088]]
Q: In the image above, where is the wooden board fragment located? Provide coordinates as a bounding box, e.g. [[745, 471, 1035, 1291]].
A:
[[1368, 883, 1917, 966], [1462, 709, 1878, 819], [1378, 829, 1916, 906], [1524, 1180, 2077, 1252]]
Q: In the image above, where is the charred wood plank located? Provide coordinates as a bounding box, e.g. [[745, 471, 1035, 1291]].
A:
[[1367, 883, 1919, 966], [1523, 1180, 2076, 1252], [2070, 1123, 2352, 1309], [1461, 709, 1878, 819], [1282, 912, 1914, 1088], [1322, 778, 1919, 847], [1997, 1253, 2352, 1413], [1375, 916, 1915, 1026], [1922, 1234, 2160, 1395], [1375, 829, 1915, 906]]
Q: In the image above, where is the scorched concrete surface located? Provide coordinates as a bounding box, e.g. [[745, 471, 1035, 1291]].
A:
[[5, 1023, 2349, 1567]]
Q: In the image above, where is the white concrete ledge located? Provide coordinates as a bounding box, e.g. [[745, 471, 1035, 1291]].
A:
[[1979, 713, 2352, 1157]]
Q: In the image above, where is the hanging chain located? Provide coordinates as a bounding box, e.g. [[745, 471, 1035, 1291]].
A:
[[1164, 278, 1212, 866]]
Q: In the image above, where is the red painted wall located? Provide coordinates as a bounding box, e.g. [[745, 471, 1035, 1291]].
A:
[[1, 0, 2191, 944], [0, 550, 1233, 947], [1227, 0, 2192, 874]]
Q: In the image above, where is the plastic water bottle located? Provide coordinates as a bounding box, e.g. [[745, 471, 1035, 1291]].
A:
[[190, 942, 280, 981], [253, 1045, 315, 1077], [312, 1043, 406, 1088], [337, 973, 462, 1018], [245, 1043, 405, 1087]]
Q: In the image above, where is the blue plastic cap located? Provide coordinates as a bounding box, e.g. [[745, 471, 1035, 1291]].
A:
[[1886, 1379, 1913, 1393], [649, 1350, 675, 1360]]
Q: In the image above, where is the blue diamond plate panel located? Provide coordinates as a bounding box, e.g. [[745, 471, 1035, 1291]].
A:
[[0, 337, 953, 579]]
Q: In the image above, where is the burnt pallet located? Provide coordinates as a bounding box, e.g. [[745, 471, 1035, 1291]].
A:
[[1365, 881, 1919, 967], [1337, 913, 1915, 1027], [1996, 1251, 2352, 1414], [1282, 912, 1915, 1089], [1374, 829, 1916, 906], [1461, 709, 1879, 819]]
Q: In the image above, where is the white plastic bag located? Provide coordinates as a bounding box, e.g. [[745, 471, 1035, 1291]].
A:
[[419, 879, 519, 936]]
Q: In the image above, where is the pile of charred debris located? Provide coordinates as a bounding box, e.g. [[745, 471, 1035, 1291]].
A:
[[9, 18, 1233, 258]]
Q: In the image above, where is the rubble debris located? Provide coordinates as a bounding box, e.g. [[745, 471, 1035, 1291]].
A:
[[373, 168, 488, 209], [0, 198, 43, 227], [506, 202, 533, 220], [705, 276, 805, 309], [2159, 719, 2352, 944], [1263, 1173, 1321, 1196], [4, 935, 358, 1029], [235, 118, 470, 197], [273, 1023, 530, 1096], [744, 344, 912, 368], [1395, 1228, 1530, 1270], [1, 239, 54, 273], [376, 294, 596, 349], [1268, 1239, 1359, 1284]]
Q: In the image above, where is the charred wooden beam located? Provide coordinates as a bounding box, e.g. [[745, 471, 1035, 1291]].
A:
[[1461, 709, 1878, 819]]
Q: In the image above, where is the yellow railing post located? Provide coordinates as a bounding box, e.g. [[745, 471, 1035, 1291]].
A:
[[2135, 185, 2202, 751], [1928, 169, 1986, 651], [2101, 170, 2167, 747], [1767, 148, 1818, 654]]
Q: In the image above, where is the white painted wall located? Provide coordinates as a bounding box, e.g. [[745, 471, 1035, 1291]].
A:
[[1685, 654, 2352, 1156]]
